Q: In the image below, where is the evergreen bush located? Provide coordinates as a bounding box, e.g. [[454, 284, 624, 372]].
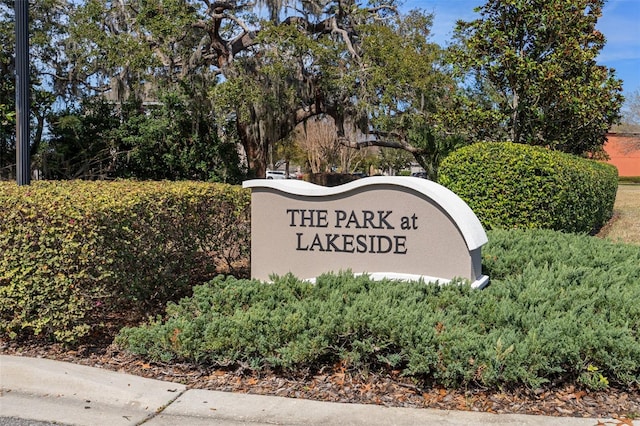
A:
[[438, 142, 618, 233], [0, 180, 250, 342], [116, 229, 640, 390]]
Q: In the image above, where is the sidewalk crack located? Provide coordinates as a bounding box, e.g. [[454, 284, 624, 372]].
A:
[[136, 388, 188, 425]]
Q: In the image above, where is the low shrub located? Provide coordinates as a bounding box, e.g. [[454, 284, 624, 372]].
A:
[[115, 229, 640, 390], [438, 142, 618, 233], [0, 180, 250, 343]]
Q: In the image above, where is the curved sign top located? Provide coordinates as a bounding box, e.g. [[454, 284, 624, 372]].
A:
[[243, 176, 489, 288]]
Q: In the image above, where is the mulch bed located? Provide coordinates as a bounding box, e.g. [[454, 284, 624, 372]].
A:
[[2, 339, 639, 424]]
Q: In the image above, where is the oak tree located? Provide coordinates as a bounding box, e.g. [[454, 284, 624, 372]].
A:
[[62, 0, 455, 178]]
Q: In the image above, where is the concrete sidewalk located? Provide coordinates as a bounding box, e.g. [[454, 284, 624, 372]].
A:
[[0, 355, 633, 426]]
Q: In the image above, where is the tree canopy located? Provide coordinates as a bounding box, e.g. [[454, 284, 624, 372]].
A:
[[43, 0, 459, 178], [1, 0, 67, 178], [0, 0, 627, 180]]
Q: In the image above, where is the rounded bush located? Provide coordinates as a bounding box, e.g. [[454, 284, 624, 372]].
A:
[[438, 142, 618, 233]]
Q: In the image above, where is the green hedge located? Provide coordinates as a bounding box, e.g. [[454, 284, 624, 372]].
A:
[[115, 229, 640, 390], [0, 180, 250, 343], [438, 142, 618, 233]]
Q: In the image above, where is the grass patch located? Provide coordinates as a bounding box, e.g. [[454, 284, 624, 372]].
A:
[[599, 184, 640, 245]]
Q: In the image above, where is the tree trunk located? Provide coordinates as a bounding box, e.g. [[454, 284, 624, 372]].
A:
[[510, 91, 519, 143], [30, 113, 45, 160], [237, 120, 267, 178]]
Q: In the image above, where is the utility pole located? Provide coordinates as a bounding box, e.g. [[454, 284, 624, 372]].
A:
[[15, 0, 30, 185]]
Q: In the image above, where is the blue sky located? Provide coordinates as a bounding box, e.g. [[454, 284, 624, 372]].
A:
[[402, 0, 640, 102]]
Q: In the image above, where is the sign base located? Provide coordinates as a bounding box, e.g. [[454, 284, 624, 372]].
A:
[[303, 272, 490, 289]]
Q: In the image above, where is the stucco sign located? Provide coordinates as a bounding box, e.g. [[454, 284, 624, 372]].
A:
[[243, 177, 489, 288]]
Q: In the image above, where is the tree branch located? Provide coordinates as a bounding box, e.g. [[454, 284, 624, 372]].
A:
[[330, 17, 359, 59], [338, 135, 424, 155], [230, 31, 257, 55], [282, 15, 333, 33]]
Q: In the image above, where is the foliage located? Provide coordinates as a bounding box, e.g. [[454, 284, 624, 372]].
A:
[[63, 0, 202, 99], [344, 10, 461, 178], [377, 148, 413, 176], [61, 0, 458, 178], [44, 97, 121, 179], [115, 228, 640, 390], [0, 180, 250, 343], [2, 0, 626, 179], [108, 90, 244, 182], [0, 0, 67, 177], [0, 13, 14, 178], [1, 0, 464, 180], [448, 0, 624, 156], [438, 142, 618, 233], [45, 92, 244, 182], [1, 1, 241, 181]]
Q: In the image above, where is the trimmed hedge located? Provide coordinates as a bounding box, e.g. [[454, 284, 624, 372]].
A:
[[115, 228, 640, 390], [438, 142, 618, 233], [0, 180, 250, 343]]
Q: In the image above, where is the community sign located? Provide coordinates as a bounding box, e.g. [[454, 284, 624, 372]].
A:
[[243, 176, 489, 288]]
